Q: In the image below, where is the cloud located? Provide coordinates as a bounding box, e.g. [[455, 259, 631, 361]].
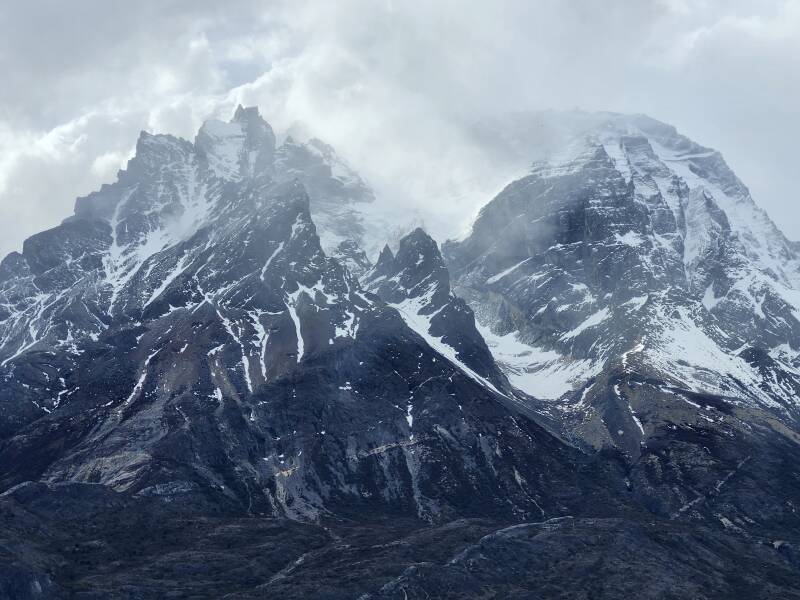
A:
[[0, 0, 799, 258]]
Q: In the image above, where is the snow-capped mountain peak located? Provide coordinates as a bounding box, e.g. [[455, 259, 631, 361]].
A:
[[446, 113, 800, 447]]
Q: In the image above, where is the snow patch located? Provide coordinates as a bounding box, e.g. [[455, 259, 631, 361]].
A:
[[486, 258, 530, 284], [560, 307, 611, 341], [477, 323, 601, 400]]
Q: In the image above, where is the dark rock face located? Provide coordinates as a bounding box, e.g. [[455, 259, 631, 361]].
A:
[[1, 108, 800, 597]]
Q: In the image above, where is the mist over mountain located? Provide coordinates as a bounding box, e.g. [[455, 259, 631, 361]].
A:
[[0, 104, 799, 598], [4, 1, 800, 270]]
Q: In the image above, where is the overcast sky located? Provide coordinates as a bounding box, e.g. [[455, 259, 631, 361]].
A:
[[1, 0, 799, 258]]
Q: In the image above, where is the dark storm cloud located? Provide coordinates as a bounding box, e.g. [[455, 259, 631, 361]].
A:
[[1, 0, 798, 257]]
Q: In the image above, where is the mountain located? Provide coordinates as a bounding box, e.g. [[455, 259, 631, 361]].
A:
[[1, 107, 800, 598], [445, 113, 800, 443]]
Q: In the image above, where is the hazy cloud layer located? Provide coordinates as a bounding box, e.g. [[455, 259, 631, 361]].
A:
[[1, 0, 798, 257]]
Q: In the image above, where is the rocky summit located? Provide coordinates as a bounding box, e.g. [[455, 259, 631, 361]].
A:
[[1, 107, 800, 599]]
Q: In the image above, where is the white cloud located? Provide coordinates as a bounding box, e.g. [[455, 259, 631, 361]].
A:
[[0, 0, 798, 258]]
